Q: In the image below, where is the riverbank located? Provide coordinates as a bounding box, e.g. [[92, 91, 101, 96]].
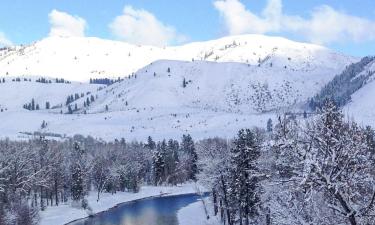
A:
[[40, 183, 201, 225], [177, 197, 221, 225]]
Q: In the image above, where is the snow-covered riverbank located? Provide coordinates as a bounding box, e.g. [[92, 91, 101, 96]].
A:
[[177, 197, 220, 225], [40, 183, 201, 225]]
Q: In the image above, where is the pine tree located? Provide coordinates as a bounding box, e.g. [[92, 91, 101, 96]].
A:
[[31, 98, 35, 111], [152, 145, 165, 186], [267, 118, 273, 132], [70, 142, 85, 202], [181, 134, 198, 181], [68, 105, 73, 114], [230, 129, 261, 224], [146, 136, 156, 150], [166, 139, 179, 184]]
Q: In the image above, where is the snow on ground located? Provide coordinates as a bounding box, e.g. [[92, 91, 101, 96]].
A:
[[178, 197, 221, 225], [0, 107, 277, 141], [40, 183, 201, 225]]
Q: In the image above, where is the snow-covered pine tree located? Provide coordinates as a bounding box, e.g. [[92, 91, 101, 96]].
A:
[[266, 118, 273, 132], [165, 139, 179, 184], [70, 142, 86, 202], [152, 142, 165, 185], [181, 134, 198, 181], [229, 129, 261, 225]]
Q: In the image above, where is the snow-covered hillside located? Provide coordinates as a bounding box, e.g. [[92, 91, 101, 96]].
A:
[[0, 34, 354, 81], [0, 77, 102, 112], [344, 58, 375, 125], [87, 59, 346, 114], [0, 57, 354, 140]]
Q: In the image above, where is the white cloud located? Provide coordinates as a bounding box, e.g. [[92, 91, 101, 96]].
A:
[[48, 10, 87, 37], [214, 0, 375, 44], [0, 32, 12, 47], [109, 6, 186, 46]]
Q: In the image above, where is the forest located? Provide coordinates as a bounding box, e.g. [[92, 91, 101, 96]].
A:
[[1, 100, 375, 225]]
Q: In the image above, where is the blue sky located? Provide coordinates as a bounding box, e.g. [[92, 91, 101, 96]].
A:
[[0, 0, 374, 56]]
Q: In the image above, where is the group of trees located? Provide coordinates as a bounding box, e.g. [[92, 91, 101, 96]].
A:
[[151, 135, 198, 186], [23, 98, 40, 111], [66, 93, 95, 114], [66, 93, 85, 106], [89, 78, 121, 85], [23, 99, 51, 111], [197, 129, 263, 225], [36, 77, 71, 84], [0, 77, 70, 84], [197, 100, 375, 225], [0, 134, 198, 225]]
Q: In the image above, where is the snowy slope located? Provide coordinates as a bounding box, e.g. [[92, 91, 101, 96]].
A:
[[344, 58, 375, 125], [0, 77, 102, 112], [86, 59, 346, 114], [0, 59, 353, 141], [0, 34, 355, 82]]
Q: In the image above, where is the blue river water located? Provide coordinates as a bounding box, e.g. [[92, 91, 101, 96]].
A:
[[67, 193, 205, 225]]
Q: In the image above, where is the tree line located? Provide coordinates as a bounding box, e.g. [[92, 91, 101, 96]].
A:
[[0, 134, 198, 225]]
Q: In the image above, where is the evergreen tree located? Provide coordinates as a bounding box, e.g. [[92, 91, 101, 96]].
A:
[[70, 142, 86, 202], [68, 105, 73, 114], [181, 134, 198, 181], [166, 139, 179, 184], [230, 129, 261, 225], [267, 118, 273, 132], [31, 98, 35, 111], [152, 146, 164, 186], [146, 136, 156, 150]]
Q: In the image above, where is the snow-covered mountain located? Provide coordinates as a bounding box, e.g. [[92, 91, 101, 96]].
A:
[[0, 34, 359, 140], [0, 34, 354, 81]]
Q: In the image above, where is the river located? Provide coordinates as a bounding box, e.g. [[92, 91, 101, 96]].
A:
[[67, 193, 206, 225]]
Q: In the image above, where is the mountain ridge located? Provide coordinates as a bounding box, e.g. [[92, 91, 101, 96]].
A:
[[0, 34, 356, 82]]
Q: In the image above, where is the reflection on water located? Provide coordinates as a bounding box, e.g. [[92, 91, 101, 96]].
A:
[[67, 194, 203, 225]]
